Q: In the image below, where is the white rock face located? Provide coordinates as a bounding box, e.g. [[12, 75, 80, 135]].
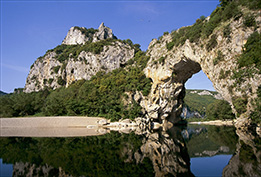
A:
[[24, 41, 134, 93], [62, 27, 91, 45], [64, 41, 134, 87], [62, 23, 116, 45]]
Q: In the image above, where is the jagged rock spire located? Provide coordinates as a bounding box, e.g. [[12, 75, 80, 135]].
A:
[[62, 23, 117, 45], [93, 22, 117, 42]]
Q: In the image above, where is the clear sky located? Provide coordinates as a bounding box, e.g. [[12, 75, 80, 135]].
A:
[[1, 0, 219, 93]]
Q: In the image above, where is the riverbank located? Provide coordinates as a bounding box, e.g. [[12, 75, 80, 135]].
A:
[[189, 120, 234, 126], [0, 116, 106, 128], [0, 116, 108, 137]]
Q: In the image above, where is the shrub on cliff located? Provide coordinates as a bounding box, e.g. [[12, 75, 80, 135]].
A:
[[237, 32, 261, 68]]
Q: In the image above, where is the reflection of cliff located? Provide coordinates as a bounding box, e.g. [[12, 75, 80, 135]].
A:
[[133, 127, 194, 177], [13, 162, 72, 177], [223, 130, 261, 177]]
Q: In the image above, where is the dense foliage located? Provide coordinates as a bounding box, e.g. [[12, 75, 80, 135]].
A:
[[183, 90, 235, 121], [206, 100, 235, 120], [183, 90, 218, 116], [0, 51, 151, 121], [237, 32, 261, 69]]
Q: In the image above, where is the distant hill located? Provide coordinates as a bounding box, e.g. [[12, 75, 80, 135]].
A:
[[182, 89, 223, 118]]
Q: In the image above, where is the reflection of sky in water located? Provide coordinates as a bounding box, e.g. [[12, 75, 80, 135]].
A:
[[191, 155, 232, 177], [0, 158, 13, 177]]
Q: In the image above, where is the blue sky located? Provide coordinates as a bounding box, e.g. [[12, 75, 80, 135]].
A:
[[1, 0, 219, 93]]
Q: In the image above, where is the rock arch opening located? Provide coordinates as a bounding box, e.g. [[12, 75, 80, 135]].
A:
[[185, 70, 216, 91]]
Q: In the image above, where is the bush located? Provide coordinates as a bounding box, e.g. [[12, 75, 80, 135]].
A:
[[57, 77, 66, 86], [250, 86, 261, 124], [164, 0, 256, 52], [163, 31, 169, 35], [238, 32, 261, 68], [222, 1, 242, 21], [219, 69, 230, 80], [188, 20, 204, 43], [206, 34, 218, 51], [158, 56, 166, 65], [166, 41, 175, 51], [206, 99, 235, 120], [52, 66, 60, 74], [166, 27, 190, 50], [213, 50, 224, 65], [219, 69, 226, 80], [48, 78, 54, 85], [74, 26, 98, 39], [223, 24, 231, 40], [232, 97, 248, 115], [243, 14, 256, 27]]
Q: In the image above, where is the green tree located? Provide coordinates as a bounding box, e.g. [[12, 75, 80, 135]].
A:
[[206, 100, 235, 120]]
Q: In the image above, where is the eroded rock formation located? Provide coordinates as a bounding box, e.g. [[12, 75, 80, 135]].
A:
[[141, 9, 261, 128], [24, 23, 134, 93]]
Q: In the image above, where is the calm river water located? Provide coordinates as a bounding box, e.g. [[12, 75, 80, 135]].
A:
[[0, 124, 260, 177]]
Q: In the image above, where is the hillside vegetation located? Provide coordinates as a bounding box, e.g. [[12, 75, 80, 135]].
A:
[[183, 90, 235, 120], [0, 51, 151, 121]]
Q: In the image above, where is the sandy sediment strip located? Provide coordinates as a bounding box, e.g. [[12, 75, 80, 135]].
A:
[[189, 120, 234, 126], [0, 116, 106, 128], [0, 116, 108, 137]]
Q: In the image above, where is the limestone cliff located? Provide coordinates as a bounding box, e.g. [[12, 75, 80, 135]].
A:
[[24, 23, 134, 93], [141, 4, 260, 129]]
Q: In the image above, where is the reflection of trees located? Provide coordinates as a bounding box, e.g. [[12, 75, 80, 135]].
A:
[[183, 125, 238, 157], [0, 133, 154, 177], [0, 126, 195, 177]]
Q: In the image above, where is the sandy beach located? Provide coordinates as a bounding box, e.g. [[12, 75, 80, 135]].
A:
[[189, 120, 234, 126], [0, 116, 108, 137]]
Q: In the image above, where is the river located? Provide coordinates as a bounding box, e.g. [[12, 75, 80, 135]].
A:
[[0, 124, 260, 177]]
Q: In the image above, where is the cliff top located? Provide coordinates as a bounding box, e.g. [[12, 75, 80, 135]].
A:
[[62, 22, 117, 45]]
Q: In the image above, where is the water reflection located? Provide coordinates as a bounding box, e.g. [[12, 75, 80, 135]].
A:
[[182, 125, 238, 157], [133, 126, 194, 177], [223, 129, 261, 177], [0, 125, 260, 177]]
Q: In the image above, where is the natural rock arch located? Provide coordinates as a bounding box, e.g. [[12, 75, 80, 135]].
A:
[[140, 20, 260, 127]]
